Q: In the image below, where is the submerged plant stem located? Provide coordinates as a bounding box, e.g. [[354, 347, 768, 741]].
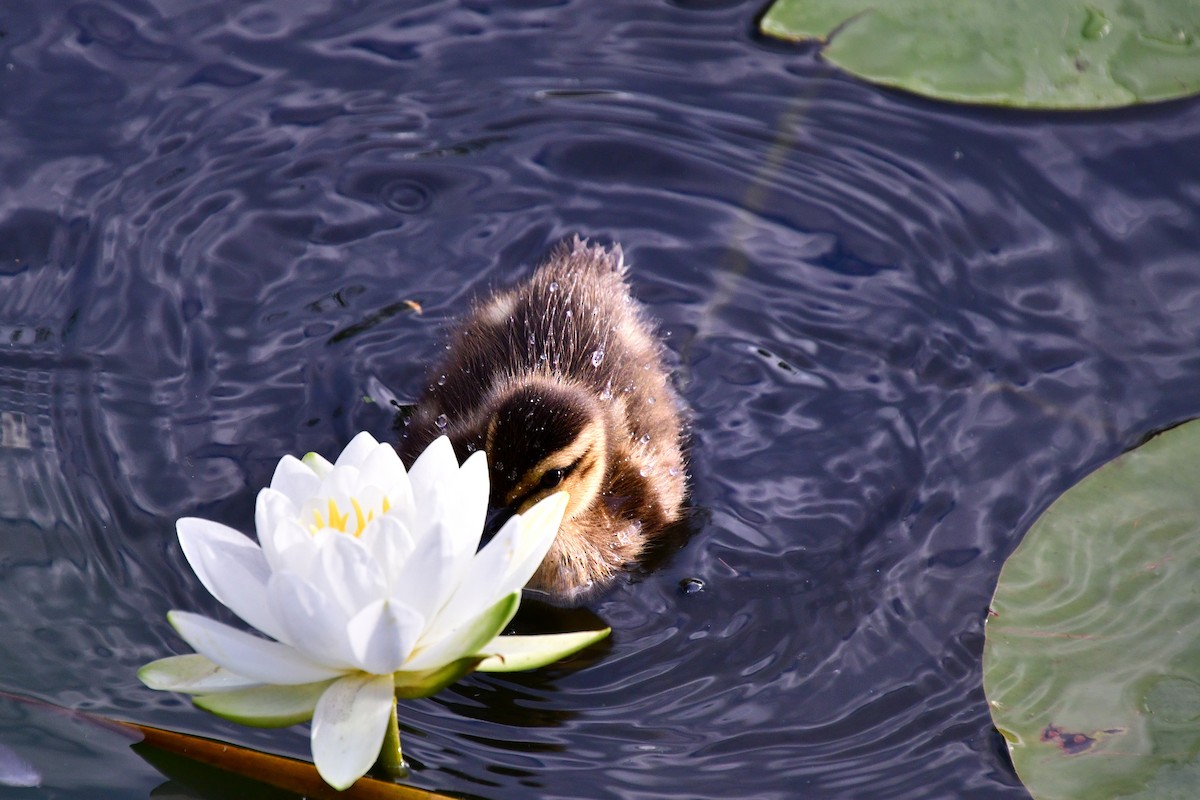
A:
[[375, 701, 408, 780]]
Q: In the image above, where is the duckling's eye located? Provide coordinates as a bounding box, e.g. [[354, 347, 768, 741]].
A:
[[538, 467, 568, 491]]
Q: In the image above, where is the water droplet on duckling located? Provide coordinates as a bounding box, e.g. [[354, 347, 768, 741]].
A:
[[639, 467, 648, 477], [639, 433, 651, 445], [591, 348, 605, 367], [435, 414, 448, 430], [600, 379, 613, 400], [679, 577, 705, 595], [466, 442, 477, 452], [548, 281, 559, 292], [647, 396, 656, 405], [565, 309, 573, 318], [668, 467, 679, 477], [436, 374, 446, 386]]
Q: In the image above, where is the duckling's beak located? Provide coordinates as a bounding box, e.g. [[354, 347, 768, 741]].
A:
[[480, 503, 516, 548]]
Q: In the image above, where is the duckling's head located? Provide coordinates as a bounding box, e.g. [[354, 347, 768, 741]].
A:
[[483, 376, 608, 526], [481, 375, 637, 604]]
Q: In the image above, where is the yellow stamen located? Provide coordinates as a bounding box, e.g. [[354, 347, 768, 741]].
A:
[[383, 496, 392, 513], [307, 495, 388, 537], [328, 499, 347, 531], [351, 497, 367, 537]]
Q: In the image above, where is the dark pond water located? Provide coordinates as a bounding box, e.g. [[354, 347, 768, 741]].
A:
[[2, 1, 1200, 797]]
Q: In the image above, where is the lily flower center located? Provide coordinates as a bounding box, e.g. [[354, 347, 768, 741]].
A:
[[308, 495, 392, 537]]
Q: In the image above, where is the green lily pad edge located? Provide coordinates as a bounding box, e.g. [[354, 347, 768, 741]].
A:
[[983, 419, 1200, 799], [760, 0, 1200, 109]]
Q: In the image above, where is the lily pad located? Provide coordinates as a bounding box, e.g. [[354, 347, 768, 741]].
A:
[[760, 0, 1200, 108], [983, 420, 1200, 799]]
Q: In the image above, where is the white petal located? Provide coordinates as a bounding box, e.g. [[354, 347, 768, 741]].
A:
[[430, 492, 567, 634], [512, 491, 568, 560], [269, 455, 321, 505], [427, 510, 485, 609], [359, 442, 407, 492], [403, 591, 519, 673], [426, 506, 474, 575], [267, 572, 357, 671], [453, 450, 489, 546], [372, 444, 416, 532], [346, 598, 423, 674], [318, 465, 361, 501], [255, 489, 299, 570], [359, 516, 417, 582], [384, 484, 416, 534], [168, 611, 344, 685], [417, 450, 490, 596], [381, 525, 451, 623], [276, 519, 320, 571], [308, 532, 387, 617], [407, 436, 458, 508], [177, 518, 289, 644], [333, 431, 380, 469], [429, 514, 522, 634], [311, 673, 396, 791], [498, 491, 568, 588]]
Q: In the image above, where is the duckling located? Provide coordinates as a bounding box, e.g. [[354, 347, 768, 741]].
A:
[[397, 237, 686, 604]]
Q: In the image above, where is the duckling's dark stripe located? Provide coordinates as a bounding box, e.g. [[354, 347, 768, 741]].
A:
[[508, 446, 585, 507], [494, 393, 586, 456]]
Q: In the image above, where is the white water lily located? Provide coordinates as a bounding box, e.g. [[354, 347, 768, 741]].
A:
[[139, 432, 609, 790]]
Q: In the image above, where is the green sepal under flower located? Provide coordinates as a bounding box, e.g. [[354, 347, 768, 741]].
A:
[[194, 680, 338, 728], [394, 656, 487, 699], [476, 628, 611, 672], [433, 591, 521, 660]]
